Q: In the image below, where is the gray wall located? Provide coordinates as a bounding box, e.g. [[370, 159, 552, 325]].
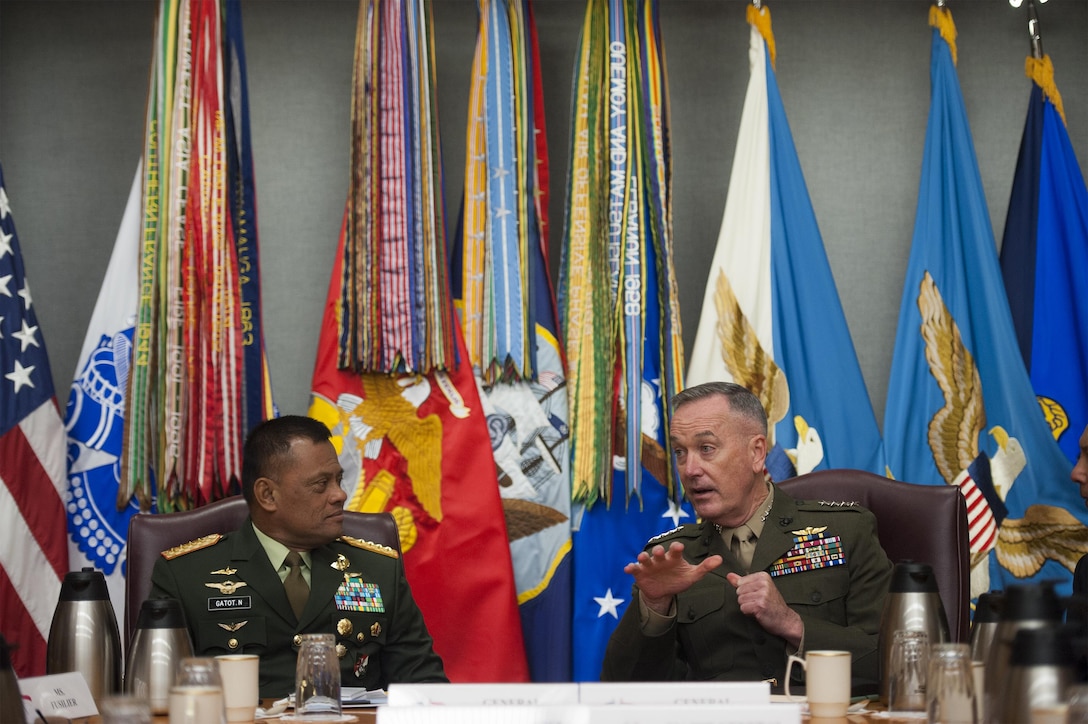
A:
[[2, 0, 1085, 424]]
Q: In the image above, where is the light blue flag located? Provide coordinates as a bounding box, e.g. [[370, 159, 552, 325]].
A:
[[883, 7, 1087, 601], [687, 7, 884, 480]]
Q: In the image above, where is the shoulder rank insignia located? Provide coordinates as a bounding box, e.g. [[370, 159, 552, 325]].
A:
[[205, 580, 248, 595], [646, 525, 685, 544], [339, 536, 399, 559], [161, 534, 223, 560]]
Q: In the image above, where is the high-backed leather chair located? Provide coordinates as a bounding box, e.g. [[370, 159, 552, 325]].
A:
[[777, 468, 971, 643], [125, 496, 399, 645]]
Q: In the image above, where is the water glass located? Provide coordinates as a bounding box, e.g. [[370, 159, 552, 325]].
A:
[[1067, 683, 1088, 723], [888, 629, 930, 713], [98, 694, 152, 724], [927, 643, 977, 724], [295, 633, 342, 719], [168, 657, 226, 724]]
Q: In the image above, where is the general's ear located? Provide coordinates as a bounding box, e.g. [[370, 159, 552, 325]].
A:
[[749, 433, 768, 473], [252, 477, 277, 512]]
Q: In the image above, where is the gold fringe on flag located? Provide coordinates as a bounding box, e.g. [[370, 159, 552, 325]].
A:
[[746, 3, 776, 70], [928, 4, 958, 66], [1025, 54, 1067, 127]]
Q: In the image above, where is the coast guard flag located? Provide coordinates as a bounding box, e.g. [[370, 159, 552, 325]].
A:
[[64, 167, 144, 619], [883, 6, 1087, 600], [999, 55, 1088, 467], [453, 0, 572, 681], [562, 0, 689, 680], [0, 164, 69, 677], [687, 4, 884, 480]]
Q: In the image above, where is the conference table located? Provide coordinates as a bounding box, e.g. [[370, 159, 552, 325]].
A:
[[76, 702, 926, 723]]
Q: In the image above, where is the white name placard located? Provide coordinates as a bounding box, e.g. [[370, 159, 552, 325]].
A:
[[577, 681, 769, 706], [387, 683, 580, 707], [17, 671, 99, 721], [376, 704, 802, 724]]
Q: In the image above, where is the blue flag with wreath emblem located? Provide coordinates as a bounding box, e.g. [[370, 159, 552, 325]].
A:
[[883, 5, 1087, 601]]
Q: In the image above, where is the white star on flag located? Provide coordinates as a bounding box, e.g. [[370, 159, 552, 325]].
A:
[[662, 499, 690, 527], [593, 588, 625, 619], [0, 273, 11, 296], [12, 320, 38, 352], [17, 282, 32, 309], [5, 359, 35, 393], [0, 229, 13, 259], [0, 187, 9, 218]]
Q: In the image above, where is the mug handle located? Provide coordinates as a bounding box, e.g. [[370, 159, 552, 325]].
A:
[[784, 654, 806, 702]]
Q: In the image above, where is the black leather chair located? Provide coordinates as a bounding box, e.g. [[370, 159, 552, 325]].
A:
[[124, 496, 399, 645], [778, 468, 971, 643]]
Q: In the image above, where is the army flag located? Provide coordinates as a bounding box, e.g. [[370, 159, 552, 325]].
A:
[[686, 4, 884, 480], [883, 5, 1088, 600], [453, 0, 572, 681], [64, 166, 144, 619], [0, 164, 69, 677], [999, 54, 1088, 468], [560, 0, 689, 680], [309, 0, 529, 682]]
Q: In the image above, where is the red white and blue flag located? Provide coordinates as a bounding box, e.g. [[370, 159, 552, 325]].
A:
[[0, 164, 69, 677]]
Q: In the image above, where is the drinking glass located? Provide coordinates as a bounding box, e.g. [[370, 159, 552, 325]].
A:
[[926, 643, 977, 724], [1067, 683, 1088, 723], [168, 657, 226, 724], [294, 633, 342, 719], [98, 694, 152, 724], [888, 629, 929, 713]]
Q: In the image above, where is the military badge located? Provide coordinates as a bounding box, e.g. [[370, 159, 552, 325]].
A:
[[335, 577, 385, 613], [769, 527, 845, 577], [354, 654, 369, 678]]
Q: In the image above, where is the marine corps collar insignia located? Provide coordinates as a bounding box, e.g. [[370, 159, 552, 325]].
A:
[[205, 580, 248, 595]]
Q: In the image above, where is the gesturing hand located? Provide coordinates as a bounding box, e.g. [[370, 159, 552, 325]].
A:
[[623, 541, 723, 615], [726, 571, 804, 647]]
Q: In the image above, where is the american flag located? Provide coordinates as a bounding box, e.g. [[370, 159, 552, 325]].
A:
[[0, 164, 69, 677]]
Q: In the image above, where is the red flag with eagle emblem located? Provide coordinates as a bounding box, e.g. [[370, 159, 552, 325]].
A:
[[308, 217, 529, 682]]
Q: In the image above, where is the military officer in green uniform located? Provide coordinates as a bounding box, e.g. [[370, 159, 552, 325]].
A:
[[601, 382, 891, 693], [151, 415, 447, 698]]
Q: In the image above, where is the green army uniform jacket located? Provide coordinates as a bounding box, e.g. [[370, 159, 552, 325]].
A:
[[150, 518, 447, 698], [601, 489, 892, 693]]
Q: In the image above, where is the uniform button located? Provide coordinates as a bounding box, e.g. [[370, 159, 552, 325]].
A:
[[357, 632, 365, 643], [337, 618, 353, 636], [228, 638, 239, 649], [336, 644, 347, 658], [810, 591, 822, 603], [686, 606, 697, 621], [293, 634, 303, 647]]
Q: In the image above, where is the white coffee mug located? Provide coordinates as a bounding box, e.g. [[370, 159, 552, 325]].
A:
[[785, 649, 852, 718]]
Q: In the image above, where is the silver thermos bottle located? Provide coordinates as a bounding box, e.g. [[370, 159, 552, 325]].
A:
[[0, 634, 28, 724], [998, 624, 1076, 723], [878, 561, 951, 704], [45, 567, 121, 702], [968, 590, 1003, 663], [124, 598, 194, 714], [982, 581, 1063, 723]]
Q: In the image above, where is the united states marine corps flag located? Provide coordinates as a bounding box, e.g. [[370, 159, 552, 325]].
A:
[[686, 3, 884, 481], [308, 0, 529, 682], [452, 0, 572, 681], [883, 4, 1088, 600], [999, 29, 1088, 469], [560, 0, 689, 680]]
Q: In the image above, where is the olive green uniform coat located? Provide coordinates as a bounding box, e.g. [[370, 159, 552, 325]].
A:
[[601, 490, 891, 693], [150, 519, 447, 698]]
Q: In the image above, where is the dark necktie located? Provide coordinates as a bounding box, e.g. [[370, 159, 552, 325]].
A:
[[284, 551, 309, 620]]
